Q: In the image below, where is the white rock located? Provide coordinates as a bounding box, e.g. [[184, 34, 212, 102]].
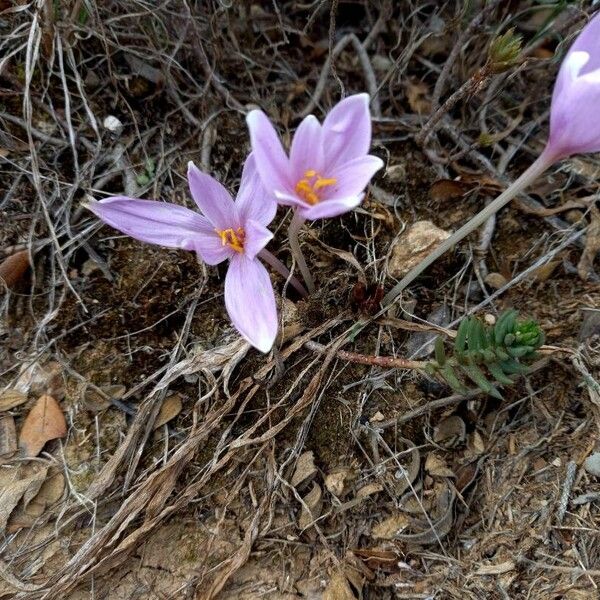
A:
[[388, 221, 450, 278], [103, 115, 123, 135]]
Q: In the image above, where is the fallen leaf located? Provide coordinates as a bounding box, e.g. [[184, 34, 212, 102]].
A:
[[19, 395, 67, 457], [484, 272, 508, 290], [298, 482, 322, 530], [532, 260, 560, 282], [433, 415, 466, 447], [82, 383, 126, 412], [0, 250, 30, 289], [323, 570, 358, 600], [371, 513, 410, 539], [0, 389, 28, 411], [425, 453, 455, 478], [15, 361, 64, 400], [33, 471, 65, 507], [0, 415, 17, 457], [153, 393, 182, 429], [0, 464, 48, 531], [430, 179, 471, 203], [291, 450, 317, 489]]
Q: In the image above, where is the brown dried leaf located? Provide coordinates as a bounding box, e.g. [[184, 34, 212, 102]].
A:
[[0, 389, 28, 411], [0, 414, 17, 458], [0, 250, 30, 289], [323, 570, 358, 600], [153, 393, 183, 429], [0, 464, 48, 531], [425, 453, 455, 478], [298, 482, 322, 530], [15, 361, 64, 400], [33, 471, 65, 508], [433, 415, 466, 447], [429, 179, 471, 203], [291, 450, 317, 489], [18, 395, 67, 457], [371, 513, 410, 539]]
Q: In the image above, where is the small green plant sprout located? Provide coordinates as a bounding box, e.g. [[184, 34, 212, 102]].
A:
[[426, 310, 545, 399], [135, 158, 156, 187], [487, 28, 523, 73]]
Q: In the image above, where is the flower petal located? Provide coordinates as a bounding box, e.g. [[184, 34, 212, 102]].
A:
[[225, 255, 278, 353], [299, 195, 364, 220], [568, 11, 600, 75], [322, 93, 372, 170], [289, 115, 324, 181], [236, 153, 277, 226], [86, 197, 216, 252], [246, 109, 293, 196], [243, 219, 273, 260], [323, 155, 384, 200], [187, 162, 237, 230]]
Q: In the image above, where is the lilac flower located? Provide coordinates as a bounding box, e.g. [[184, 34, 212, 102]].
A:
[[246, 94, 384, 220], [546, 12, 600, 161], [85, 155, 279, 353], [382, 11, 600, 307]]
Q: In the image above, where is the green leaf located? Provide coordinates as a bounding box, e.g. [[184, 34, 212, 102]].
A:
[[440, 365, 469, 394], [463, 364, 503, 399], [455, 317, 469, 356], [434, 337, 446, 366], [487, 363, 515, 386]]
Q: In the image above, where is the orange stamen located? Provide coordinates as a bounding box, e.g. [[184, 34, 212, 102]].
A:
[[216, 227, 245, 253], [294, 170, 337, 205]]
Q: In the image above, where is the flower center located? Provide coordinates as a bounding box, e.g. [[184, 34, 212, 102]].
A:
[[216, 227, 245, 253], [294, 169, 337, 205]]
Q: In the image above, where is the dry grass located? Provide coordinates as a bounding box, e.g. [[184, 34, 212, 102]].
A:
[[1, 1, 599, 598]]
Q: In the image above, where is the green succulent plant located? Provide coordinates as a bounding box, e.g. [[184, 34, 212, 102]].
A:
[[426, 310, 545, 399]]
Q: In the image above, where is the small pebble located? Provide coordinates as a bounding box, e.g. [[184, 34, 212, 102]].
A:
[[584, 452, 600, 477]]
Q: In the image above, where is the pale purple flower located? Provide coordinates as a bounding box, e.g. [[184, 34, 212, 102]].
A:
[[246, 93, 384, 219], [546, 11, 600, 161], [85, 154, 279, 353]]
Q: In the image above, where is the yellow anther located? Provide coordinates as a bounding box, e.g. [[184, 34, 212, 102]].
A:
[[294, 170, 337, 205], [216, 227, 245, 253], [314, 177, 337, 191]]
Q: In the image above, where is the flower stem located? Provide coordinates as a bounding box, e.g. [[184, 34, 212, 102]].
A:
[[259, 249, 308, 298], [288, 210, 315, 294], [382, 152, 554, 307]]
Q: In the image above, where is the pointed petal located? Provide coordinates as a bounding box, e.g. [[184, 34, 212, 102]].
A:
[[289, 115, 324, 181], [86, 197, 214, 252], [568, 11, 600, 74], [236, 153, 277, 226], [274, 190, 307, 209], [246, 109, 293, 196], [299, 195, 364, 220], [225, 255, 278, 353], [323, 155, 384, 200], [322, 94, 372, 170], [243, 219, 273, 260], [187, 162, 237, 230]]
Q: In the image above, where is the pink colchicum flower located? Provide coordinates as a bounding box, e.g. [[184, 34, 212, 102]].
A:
[[546, 11, 600, 161], [246, 94, 384, 220], [85, 155, 279, 353], [382, 12, 600, 307]]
